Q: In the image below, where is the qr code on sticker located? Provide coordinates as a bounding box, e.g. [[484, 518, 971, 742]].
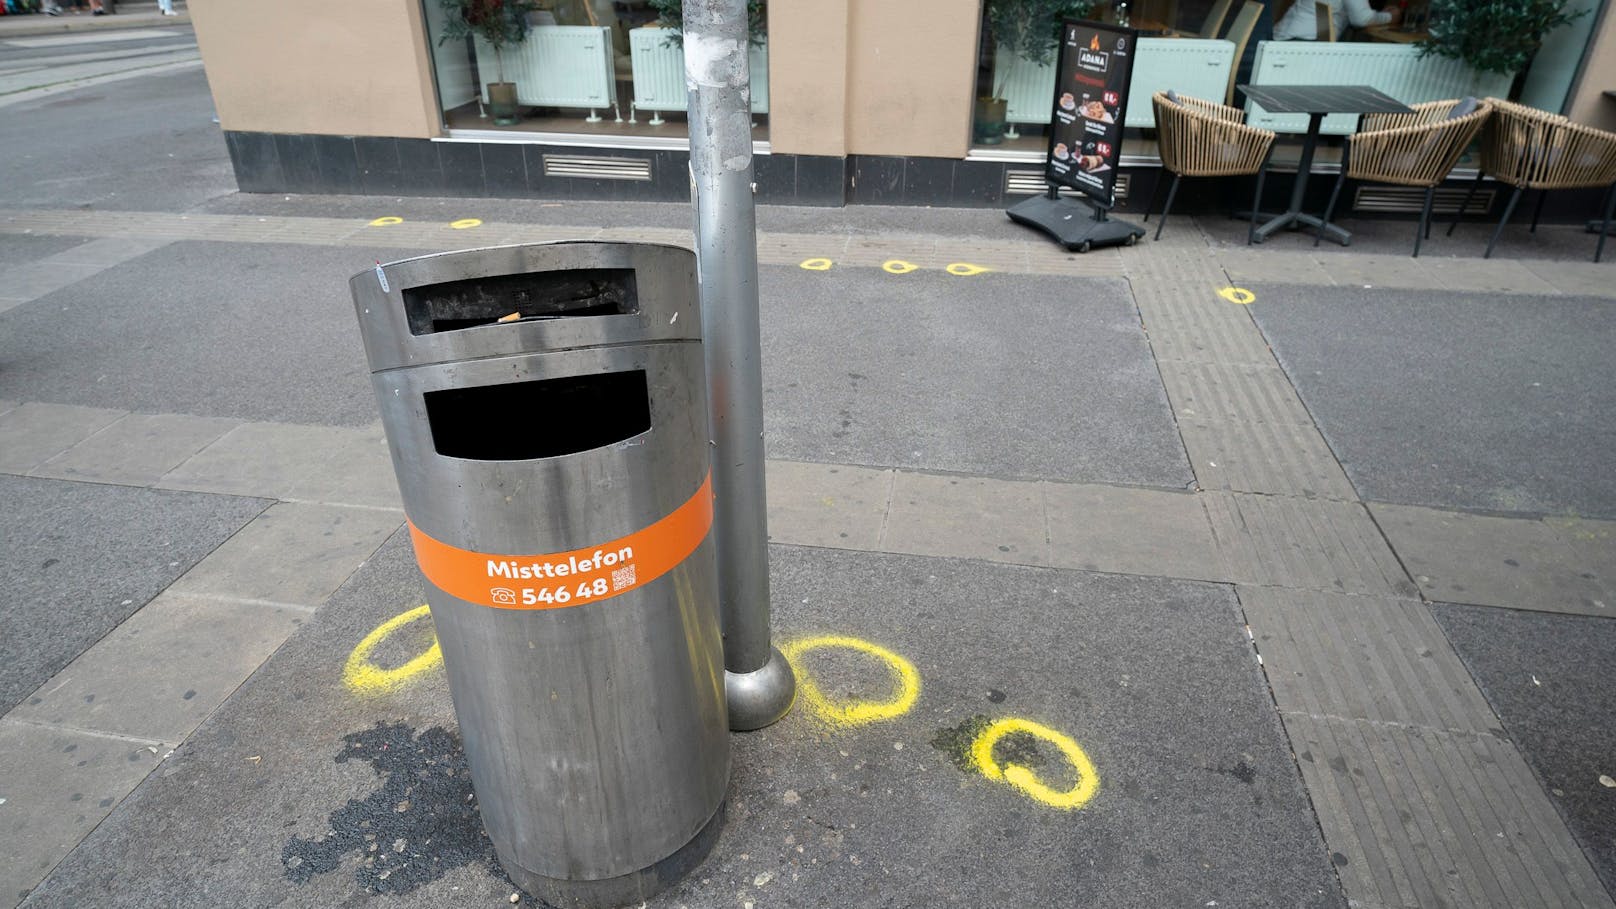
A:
[[612, 565, 637, 591]]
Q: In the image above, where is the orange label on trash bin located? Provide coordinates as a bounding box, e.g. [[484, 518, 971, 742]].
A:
[[406, 473, 713, 610]]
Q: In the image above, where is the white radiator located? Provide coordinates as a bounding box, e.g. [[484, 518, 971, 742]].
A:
[[629, 27, 769, 123], [996, 39, 1237, 130], [995, 44, 1056, 126], [1126, 38, 1236, 127], [476, 25, 616, 115], [1245, 42, 1513, 135]]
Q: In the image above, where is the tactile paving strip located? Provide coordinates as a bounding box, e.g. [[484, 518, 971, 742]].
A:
[[1239, 587, 1501, 734], [1178, 418, 1357, 500], [1206, 492, 1417, 597], [1283, 714, 1613, 909]]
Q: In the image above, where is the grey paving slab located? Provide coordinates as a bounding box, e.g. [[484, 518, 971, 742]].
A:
[[1284, 713, 1612, 909], [1371, 503, 1609, 616], [763, 460, 892, 552], [0, 402, 126, 474], [45, 237, 170, 268], [882, 470, 1050, 566], [0, 234, 85, 268], [1249, 284, 1616, 518], [1156, 361, 1316, 425], [1419, 257, 1560, 295], [0, 475, 267, 714], [1206, 493, 1418, 598], [30, 412, 239, 486], [1432, 602, 1616, 897], [1197, 211, 1609, 263], [0, 261, 107, 309], [1313, 253, 1441, 290], [0, 720, 164, 908], [759, 266, 1192, 488], [1522, 259, 1616, 298], [1545, 516, 1616, 601], [1044, 481, 1226, 581], [1239, 587, 1500, 734], [158, 421, 400, 509], [22, 536, 1345, 909], [1216, 249, 1335, 287], [1178, 418, 1358, 500], [10, 592, 307, 745], [170, 502, 401, 607], [0, 241, 419, 428]]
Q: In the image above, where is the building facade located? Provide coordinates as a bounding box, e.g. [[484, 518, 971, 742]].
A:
[[196, 0, 1616, 213]]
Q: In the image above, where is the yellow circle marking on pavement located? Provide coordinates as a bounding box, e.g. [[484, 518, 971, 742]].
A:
[[1218, 287, 1256, 305], [882, 260, 920, 275], [971, 717, 1099, 810], [449, 218, 483, 230], [945, 263, 991, 276], [799, 257, 834, 271], [368, 216, 404, 227], [781, 635, 920, 726], [343, 604, 442, 695]]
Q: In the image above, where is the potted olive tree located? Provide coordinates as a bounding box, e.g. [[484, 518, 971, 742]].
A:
[[1419, 0, 1587, 85], [438, 0, 540, 125], [979, 0, 1091, 144]]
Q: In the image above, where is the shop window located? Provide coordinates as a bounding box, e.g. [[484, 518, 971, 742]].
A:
[[423, 0, 770, 141], [972, 0, 1598, 160], [973, 1, 1237, 155]]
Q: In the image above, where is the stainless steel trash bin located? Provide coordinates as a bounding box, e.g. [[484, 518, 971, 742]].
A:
[[350, 242, 728, 908]]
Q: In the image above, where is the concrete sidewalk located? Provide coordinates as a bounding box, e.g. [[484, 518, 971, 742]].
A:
[[2, 187, 1614, 908], [7, 51, 1616, 907]]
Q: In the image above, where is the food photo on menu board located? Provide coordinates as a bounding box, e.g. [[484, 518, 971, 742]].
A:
[[1045, 20, 1136, 202]]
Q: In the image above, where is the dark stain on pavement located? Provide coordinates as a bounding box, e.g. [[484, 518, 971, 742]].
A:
[[1216, 759, 1257, 785], [281, 722, 509, 895], [930, 714, 1049, 774]]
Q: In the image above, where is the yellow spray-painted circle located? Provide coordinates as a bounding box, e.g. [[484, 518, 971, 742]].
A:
[[449, 218, 483, 230], [368, 216, 404, 227], [945, 262, 991, 276], [882, 260, 920, 275], [970, 717, 1099, 810], [1218, 287, 1256, 305], [799, 257, 834, 271], [780, 635, 920, 726], [343, 604, 443, 695]]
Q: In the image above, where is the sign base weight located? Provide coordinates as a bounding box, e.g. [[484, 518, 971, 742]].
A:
[[1007, 195, 1145, 253]]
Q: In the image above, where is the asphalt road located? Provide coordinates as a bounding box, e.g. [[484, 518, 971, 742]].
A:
[[0, 25, 226, 211]]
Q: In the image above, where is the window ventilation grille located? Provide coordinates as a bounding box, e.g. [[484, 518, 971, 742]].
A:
[[1354, 185, 1495, 215], [543, 155, 654, 182], [1005, 169, 1130, 200]]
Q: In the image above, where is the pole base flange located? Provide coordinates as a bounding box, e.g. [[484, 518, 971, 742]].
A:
[[725, 645, 795, 731]]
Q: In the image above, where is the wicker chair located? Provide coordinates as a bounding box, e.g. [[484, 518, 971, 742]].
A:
[[1447, 98, 1616, 261], [1145, 91, 1277, 243], [1316, 97, 1493, 256]]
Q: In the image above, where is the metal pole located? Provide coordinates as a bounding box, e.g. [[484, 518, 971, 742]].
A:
[[684, 0, 794, 731]]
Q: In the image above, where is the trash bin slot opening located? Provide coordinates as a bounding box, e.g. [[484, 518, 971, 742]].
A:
[[424, 370, 651, 460], [403, 268, 640, 335]]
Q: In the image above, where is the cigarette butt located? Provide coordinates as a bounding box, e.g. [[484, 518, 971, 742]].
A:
[[497, 312, 522, 323]]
